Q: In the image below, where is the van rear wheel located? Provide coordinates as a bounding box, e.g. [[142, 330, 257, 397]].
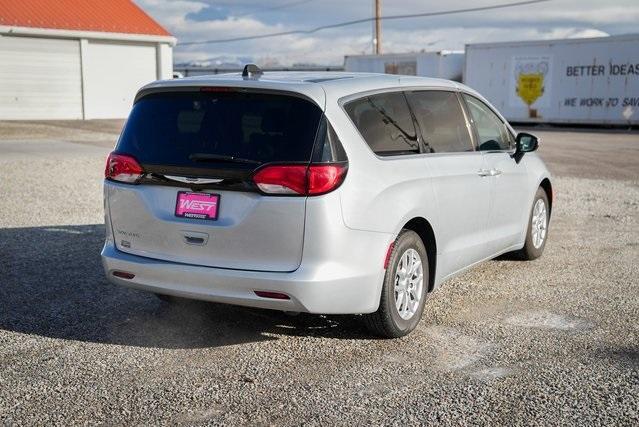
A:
[[363, 230, 428, 338]]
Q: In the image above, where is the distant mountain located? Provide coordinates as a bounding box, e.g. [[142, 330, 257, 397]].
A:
[[174, 55, 342, 72], [175, 55, 254, 69]]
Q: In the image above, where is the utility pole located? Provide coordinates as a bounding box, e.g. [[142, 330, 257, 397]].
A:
[[374, 0, 382, 54]]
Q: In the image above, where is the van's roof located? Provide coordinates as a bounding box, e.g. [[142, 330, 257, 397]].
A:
[[137, 71, 473, 108]]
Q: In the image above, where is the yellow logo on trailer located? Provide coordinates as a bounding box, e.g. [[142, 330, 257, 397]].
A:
[[516, 73, 544, 106], [514, 60, 549, 118]]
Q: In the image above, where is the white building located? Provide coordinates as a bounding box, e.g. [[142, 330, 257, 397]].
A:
[[0, 0, 176, 120]]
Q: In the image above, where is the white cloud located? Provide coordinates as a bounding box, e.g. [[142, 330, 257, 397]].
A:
[[498, 6, 639, 25], [135, 0, 639, 66], [136, 0, 208, 27]]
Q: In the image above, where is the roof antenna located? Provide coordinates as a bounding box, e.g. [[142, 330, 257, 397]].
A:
[[242, 64, 263, 80]]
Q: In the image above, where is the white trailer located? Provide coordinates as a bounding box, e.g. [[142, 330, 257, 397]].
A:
[[344, 51, 464, 81], [464, 34, 639, 125]]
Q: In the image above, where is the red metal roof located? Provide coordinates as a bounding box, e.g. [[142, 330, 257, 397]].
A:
[[0, 0, 171, 36]]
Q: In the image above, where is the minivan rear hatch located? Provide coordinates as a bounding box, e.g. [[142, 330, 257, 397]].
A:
[[106, 88, 324, 272]]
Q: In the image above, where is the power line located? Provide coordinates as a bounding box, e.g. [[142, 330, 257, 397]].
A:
[[178, 0, 550, 46]]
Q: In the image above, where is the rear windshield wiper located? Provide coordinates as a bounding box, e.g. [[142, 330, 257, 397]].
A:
[[189, 153, 262, 165]]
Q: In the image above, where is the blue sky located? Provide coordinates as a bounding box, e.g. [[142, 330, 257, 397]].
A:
[[137, 0, 639, 66]]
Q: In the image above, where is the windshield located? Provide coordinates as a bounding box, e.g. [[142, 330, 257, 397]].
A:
[[116, 91, 323, 169]]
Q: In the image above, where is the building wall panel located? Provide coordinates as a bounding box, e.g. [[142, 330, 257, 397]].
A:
[[0, 36, 82, 119], [84, 40, 157, 119]]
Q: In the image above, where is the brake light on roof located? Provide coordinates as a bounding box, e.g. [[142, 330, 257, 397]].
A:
[[252, 164, 347, 196], [200, 87, 237, 93], [105, 152, 144, 184]]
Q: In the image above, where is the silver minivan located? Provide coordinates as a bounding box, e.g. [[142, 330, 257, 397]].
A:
[[102, 68, 552, 337]]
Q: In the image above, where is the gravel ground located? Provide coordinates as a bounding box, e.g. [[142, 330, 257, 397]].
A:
[[0, 122, 637, 425], [0, 120, 124, 145]]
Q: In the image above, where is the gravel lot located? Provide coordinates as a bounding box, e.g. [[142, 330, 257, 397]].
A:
[[0, 121, 637, 425]]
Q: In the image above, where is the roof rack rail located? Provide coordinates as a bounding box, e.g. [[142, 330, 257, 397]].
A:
[[242, 64, 263, 80]]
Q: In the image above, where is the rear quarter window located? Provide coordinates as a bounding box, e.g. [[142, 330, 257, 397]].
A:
[[344, 92, 419, 156]]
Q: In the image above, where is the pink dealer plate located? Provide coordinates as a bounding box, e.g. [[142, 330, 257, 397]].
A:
[[175, 192, 220, 220]]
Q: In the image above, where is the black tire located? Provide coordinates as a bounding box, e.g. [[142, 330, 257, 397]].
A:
[[364, 230, 429, 338], [518, 187, 550, 260]]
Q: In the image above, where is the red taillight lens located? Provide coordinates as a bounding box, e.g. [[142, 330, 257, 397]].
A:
[[307, 165, 348, 195], [254, 290, 290, 300], [105, 152, 144, 184], [384, 242, 395, 269], [253, 165, 308, 195], [112, 271, 135, 279], [253, 164, 347, 196]]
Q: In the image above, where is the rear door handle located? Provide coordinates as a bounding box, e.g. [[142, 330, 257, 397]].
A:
[[181, 231, 209, 246], [490, 169, 502, 176], [185, 236, 205, 245]]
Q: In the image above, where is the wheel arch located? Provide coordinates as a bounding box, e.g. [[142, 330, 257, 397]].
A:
[[539, 177, 553, 217], [402, 217, 437, 292]]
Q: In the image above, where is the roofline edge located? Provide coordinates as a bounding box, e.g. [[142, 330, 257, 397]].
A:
[[0, 25, 176, 46]]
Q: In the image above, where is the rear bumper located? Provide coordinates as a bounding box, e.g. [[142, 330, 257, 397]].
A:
[[101, 239, 388, 314]]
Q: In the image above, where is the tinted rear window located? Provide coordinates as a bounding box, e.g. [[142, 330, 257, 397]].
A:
[[116, 91, 323, 168]]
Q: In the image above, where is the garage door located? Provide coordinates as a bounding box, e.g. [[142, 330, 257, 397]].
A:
[[0, 36, 83, 120], [84, 41, 157, 119]]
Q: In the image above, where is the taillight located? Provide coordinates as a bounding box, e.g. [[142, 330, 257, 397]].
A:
[[307, 165, 347, 195], [252, 165, 307, 195], [253, 164, 347, 196], [105, 152, 144, 184]]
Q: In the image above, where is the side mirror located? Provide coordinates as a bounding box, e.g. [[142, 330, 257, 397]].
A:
[[515, 132, 539, 154]]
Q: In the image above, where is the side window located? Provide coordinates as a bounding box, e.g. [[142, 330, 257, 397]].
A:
[[311, 116, 348, 163], [345, 92, 419, 156], [405, 90, 474, 153], [463, 95, 514, 151]]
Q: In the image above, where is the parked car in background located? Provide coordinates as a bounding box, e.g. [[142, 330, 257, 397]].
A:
[[102, 67, 552, 338]]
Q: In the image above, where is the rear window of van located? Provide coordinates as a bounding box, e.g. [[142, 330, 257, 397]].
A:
[[116, 91, 323, 168]]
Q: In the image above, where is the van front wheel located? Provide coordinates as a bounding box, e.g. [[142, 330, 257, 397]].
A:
[[518, 187, 550, 260], [363, 230, 428, 338]]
